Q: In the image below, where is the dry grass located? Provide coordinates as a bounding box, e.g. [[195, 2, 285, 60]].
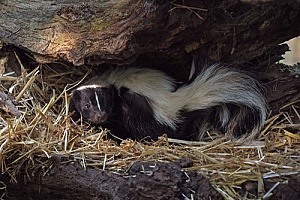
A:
[[0, 52, 299, 199]]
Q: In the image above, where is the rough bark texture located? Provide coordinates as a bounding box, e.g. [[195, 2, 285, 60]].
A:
[[1, 156, 222, 200], [0, 1, 300, 79], [2, 155, 300, 199]]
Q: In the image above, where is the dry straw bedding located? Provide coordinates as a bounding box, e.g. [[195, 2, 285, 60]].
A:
[[0, 53, 299, 199]]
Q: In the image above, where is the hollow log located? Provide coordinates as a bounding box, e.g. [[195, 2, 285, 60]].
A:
[[2, 155, 300, 199], [0, 0, 299, 78], [1, 156, 222, 200]]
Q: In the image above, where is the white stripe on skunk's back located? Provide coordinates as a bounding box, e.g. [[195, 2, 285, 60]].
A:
[[82, 65, 268, 141], [88, 67, 181, 129]]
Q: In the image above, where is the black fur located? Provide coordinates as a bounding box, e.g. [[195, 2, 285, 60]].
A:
[[70, 86, 260, 141], [70, 65, 268, 142], [70, 85, 174, 140], [70, 86, 124, 137], [120, 88, 176, 140], [71, 87, 116, 124], [177, 104, 263, 140], [177, 108, 222, 140]]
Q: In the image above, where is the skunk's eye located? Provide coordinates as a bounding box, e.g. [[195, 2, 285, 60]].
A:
[[86, 103, 91, 109]]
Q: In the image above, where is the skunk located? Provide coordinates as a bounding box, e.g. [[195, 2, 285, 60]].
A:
[[70, 64, 268, 142], [70, 67, 178, 140]]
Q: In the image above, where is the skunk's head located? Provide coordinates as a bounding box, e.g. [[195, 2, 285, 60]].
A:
[[71, 85, 116, 125]]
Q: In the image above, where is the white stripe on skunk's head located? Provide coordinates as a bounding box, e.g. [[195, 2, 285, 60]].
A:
[[75, 83, 109, 91], [71, 84, 117, 125]]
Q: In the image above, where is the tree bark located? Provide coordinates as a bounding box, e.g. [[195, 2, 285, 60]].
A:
[[2, 155, 300, 199], [0, 1, 299, 77], [1, 156, 222, 200]]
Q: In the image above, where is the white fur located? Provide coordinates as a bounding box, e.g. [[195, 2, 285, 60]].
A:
[[88, 67, 180, 129], [176, 65, 266, 112], [173, 64, 268, 140], [94, 91, 101, 111], [76, 84, 108, 90], [189, 60, 196, 80], [83, 65, 268, 140]]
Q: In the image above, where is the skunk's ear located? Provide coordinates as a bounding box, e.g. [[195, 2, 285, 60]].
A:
[[72, 90, 81, 101], [69, 90, 83, 121], [71, 90, 82, 111]]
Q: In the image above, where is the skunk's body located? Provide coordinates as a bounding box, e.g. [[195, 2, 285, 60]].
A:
[[70, 65, 268, 141], [70, 68, 178, 140]]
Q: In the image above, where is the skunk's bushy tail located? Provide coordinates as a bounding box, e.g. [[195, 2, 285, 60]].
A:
[[175, 64, 268, 141]]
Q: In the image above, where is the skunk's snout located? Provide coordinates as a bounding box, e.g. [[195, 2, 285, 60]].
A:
[[90, 111, 107, 124], [96, 111, 107, 122]]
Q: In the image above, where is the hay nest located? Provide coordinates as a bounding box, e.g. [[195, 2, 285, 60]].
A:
[[0, 52, 299, 199]]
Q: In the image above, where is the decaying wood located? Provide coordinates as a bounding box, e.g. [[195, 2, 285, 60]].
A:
[[2, 155, 300, 199], [0, 1, 299, 78], [1, 156, 222, 200], [0, 91, 20, 117]]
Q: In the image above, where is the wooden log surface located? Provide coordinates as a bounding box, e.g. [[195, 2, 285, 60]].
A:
[[2, 154, 300, 199], [1, 156, 223, 200], [0, 0, 299, 75]]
